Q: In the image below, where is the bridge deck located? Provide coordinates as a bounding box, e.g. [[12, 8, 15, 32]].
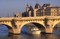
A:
[[0, 16, 60, 21]]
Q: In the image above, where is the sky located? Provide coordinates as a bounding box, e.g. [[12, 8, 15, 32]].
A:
[[0, 0, 60, 17]]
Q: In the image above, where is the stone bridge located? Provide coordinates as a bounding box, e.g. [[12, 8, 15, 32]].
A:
[[0, 16, 60, 34]]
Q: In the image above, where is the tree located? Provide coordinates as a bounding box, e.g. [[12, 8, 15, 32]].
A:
[[44, 18, 49, 26]]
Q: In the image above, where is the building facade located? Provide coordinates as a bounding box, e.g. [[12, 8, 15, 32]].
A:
[[15, 3, 60, 17]]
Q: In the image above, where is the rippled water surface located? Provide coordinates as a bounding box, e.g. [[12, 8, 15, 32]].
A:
[[0, 34, 60, 39], [0, 25, 60, 39]]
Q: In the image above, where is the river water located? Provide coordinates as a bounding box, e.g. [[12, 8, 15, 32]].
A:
[[0, 25, 60, 39], [0, 33, 60, 39]]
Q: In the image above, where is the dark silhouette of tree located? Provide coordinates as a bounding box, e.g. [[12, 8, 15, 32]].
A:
[[44, 18, 49, 26]]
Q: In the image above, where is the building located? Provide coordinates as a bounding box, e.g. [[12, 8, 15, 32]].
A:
[[50, 7, 60, 16], [16, 3, 60, 17], [14, 12, 22, 17], [42, 4, 60, 16]]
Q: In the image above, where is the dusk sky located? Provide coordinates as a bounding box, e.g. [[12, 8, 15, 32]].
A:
[[0, 0, 60, 17]]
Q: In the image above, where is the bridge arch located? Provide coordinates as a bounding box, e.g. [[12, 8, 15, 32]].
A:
[[21, 22, 45, 28], [20, 22, 46, 34], [53, 21, 60, 28], [0, 24, 13, 34], [52, 21, 60, 33]]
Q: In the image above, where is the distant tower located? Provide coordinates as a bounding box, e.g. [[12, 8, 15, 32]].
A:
[[35, 0, 40, 9], [26, 4, 30, 12], [42, 4, 50, 16], [35, 3, 41, 9], [29, 5, 34, 17], [34, 3, 41, 17]]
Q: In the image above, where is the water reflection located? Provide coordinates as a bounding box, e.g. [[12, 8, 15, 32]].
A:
[[53, 27, 60, 35], [0, 34, 60, 39], [0, 25, 9, 36], [0, 25, 60, 39]]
